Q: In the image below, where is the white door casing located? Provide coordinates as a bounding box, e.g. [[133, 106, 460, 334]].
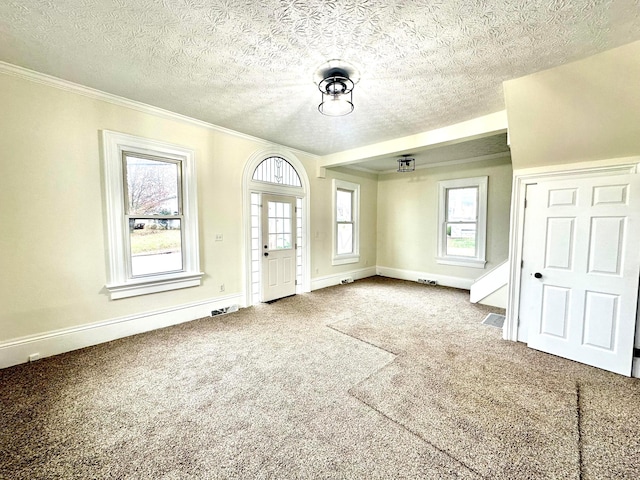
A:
[[261, 194, 297, 302], [520, 174, 640, 376], [241, 148, 310, 308]]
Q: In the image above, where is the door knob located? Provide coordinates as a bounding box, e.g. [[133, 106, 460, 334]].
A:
[[264, 252, 269, 257], [534, 272, 542, 279]]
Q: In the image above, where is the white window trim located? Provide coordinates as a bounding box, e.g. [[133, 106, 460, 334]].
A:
[[101, 130, 203, 299], [436, 176, 488, 269], [332, 179, 360, 265]]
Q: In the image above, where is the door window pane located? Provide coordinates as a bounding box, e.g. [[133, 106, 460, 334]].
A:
[[129, 218, 183, 276], [267, 201, 293, 250], [446, 222, 477, 257], [125, 155, 180, 215]]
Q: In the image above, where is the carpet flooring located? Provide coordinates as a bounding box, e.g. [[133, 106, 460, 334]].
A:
[[1, 277, 639, 479]]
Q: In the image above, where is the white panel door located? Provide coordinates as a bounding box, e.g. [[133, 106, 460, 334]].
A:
[[261, 194, 297, 302], [520, 174, 640, 375]]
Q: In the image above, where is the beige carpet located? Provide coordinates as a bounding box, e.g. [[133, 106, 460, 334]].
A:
[[1, 277, 639, 479]]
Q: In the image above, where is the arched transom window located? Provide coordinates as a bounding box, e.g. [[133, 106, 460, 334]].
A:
[[252, 156, 301, 187]]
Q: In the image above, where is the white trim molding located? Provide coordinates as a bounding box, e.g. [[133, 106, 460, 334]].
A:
[[376, 266, 474, 290], [101, 130, 203, 299], [0, 294, 245, 369], [242, 147, 312, 307], [311, 266, 376, 291], [0, 61, 317, 161], [470, 260, 509, 304], [332, 179, 360, 266], [436, 176, 488, 269]]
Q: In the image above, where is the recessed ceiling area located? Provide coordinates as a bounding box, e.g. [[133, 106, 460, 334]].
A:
[[1, 1, 639, 158], [344, 133, 511, 173]]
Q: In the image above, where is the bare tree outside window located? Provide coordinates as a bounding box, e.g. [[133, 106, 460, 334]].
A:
[[126, 156, 179, 215]]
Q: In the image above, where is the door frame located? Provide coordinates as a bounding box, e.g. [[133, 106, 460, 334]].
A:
[[505, 157, 640, 346], [242, 148, 311, 307]]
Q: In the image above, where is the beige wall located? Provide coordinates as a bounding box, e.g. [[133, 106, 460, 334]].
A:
[[310, 167, 378, 277], [504, 40, 640, 170], [376, 156, 512, 279], [0, 73, 379, 342]]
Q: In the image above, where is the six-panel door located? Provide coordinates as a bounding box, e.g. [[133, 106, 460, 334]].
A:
[[521, 174, 640, 375]]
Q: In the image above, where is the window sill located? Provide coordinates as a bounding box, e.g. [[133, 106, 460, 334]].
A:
[[332, 254, 360, 266], [106, 272, 204, 300], [436, 257, 486, 269]]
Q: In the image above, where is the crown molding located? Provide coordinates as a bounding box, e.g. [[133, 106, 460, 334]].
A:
[[0, 61, 319, 160]]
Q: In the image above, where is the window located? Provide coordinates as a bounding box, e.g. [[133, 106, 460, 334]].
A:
[[102, 131, 202, 299], [437, 176, 488, 269], [252, 156, 301, 187], [266, 199, 293, 250], [332, 179, 360, 265]]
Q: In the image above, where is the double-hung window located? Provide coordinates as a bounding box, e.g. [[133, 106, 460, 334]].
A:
[[436, 176, 488, 269], [102, 131, 202, 299], [332, 179, 360, 265]]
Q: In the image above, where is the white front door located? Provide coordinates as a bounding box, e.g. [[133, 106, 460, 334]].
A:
[[520, 174, 640, 375], [261, 194, 297, 302]]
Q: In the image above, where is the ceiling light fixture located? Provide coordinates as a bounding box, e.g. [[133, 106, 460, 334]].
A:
[[314, 60, 360, 117], [397, 155, 415, 173]]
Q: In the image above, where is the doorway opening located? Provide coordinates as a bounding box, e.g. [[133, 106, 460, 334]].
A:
[[242, 151, 310, 306]]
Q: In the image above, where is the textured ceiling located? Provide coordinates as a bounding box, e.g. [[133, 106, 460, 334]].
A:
[[352, 133, 510, 172], [1, 1, 640, 157]]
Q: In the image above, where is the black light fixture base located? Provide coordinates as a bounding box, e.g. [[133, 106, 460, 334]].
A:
[[314, 60, 360, 117], [397, 155, 416, 173]]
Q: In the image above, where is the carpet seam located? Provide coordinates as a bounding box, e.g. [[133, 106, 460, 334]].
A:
[[347, 387, 488, 480], [325, 323, 400, 356], [576, 382, 584, 480], [328, 318, 502, 478], [325, 322, 481, 475]]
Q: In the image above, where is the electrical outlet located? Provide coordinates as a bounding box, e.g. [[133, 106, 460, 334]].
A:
[[220, 284, 225, 292], [215, 233, 223, 242]]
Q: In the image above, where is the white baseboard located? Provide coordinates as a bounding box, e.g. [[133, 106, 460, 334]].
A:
[[311, 266, 377, 291], [376, 266, 474, 290], [0, 293, 244, 369], [633, 357, 640, 378]]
